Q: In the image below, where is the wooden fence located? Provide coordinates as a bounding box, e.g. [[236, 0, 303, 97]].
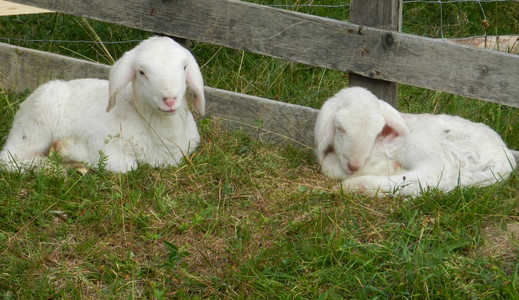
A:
[[1, 0, 518, 160]]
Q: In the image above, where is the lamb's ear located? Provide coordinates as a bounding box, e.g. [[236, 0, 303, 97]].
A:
[[314, 103, 337, 164], [379, 100, 409, 153], [107, 48, 137, 112], [185, 52, 205, 116]]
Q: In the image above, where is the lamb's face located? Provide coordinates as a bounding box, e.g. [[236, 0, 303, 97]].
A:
[[133, 60, 188, 114], [333, 108, 385, 174], [132, 40, 191, 114], [108, 36, 205, 115]]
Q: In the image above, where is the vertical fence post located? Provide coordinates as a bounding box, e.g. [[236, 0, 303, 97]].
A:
[[349, 0, 403, 106]]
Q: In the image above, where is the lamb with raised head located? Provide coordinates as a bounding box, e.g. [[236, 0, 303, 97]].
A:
[[0, 36, 205, 173], [315, 87, 516, 197]]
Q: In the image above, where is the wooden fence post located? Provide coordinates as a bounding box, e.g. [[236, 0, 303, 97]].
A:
[[349, 0, 402, 106]]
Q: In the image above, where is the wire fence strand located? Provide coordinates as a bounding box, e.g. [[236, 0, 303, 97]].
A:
[[264, 0, 519, 8]]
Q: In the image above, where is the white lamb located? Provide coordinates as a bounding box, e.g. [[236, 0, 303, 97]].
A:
[[315, 87, 516, 197], [0, 36, 205, 173]]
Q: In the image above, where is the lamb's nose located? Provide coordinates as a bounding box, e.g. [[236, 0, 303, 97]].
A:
[[162, 96, 177, 108], [347, 163, 360, 173]]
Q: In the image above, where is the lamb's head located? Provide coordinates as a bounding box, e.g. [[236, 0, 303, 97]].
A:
[[108, 36, 205, 115], [333, 98, 385, 174], [330, 87, 409, 174]]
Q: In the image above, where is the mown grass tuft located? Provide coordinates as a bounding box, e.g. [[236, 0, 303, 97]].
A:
[[1, 1, 519, 298]]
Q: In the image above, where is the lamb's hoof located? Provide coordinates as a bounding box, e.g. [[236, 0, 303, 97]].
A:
[[339, 180, 368, 194], [49, 140, 63, 155], [68, 162, 89, 175]]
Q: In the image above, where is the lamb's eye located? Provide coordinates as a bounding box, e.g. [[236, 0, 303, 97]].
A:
[[183, 65, 187, 71], [337, 127, 346, 134], [138, 70, 146, 76]]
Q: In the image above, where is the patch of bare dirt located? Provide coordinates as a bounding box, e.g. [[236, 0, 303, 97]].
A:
[[479, 222, 519, 262]]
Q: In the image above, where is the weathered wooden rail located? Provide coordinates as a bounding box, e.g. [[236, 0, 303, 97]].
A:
[[1, 0, 518, 161], [5, 0, 519, 108]]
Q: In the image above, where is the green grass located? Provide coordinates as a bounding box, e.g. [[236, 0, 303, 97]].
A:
[[1, 1, 519, 298]]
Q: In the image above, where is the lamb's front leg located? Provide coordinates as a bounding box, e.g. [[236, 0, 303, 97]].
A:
[[100, 143, 139, 173], [149, 137, 199, 168], [151, 147, 186, 168], [320, 153, 348, 180], [340, 172, 423, 197]]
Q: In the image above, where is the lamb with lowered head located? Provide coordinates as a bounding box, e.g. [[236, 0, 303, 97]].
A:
[[0, 36, 205, 173], [315, 87, 516, 197]]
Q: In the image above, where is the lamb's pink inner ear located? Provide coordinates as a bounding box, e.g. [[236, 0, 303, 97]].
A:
[[381, 125, 399, 143], [191, 91, 205, 116]]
